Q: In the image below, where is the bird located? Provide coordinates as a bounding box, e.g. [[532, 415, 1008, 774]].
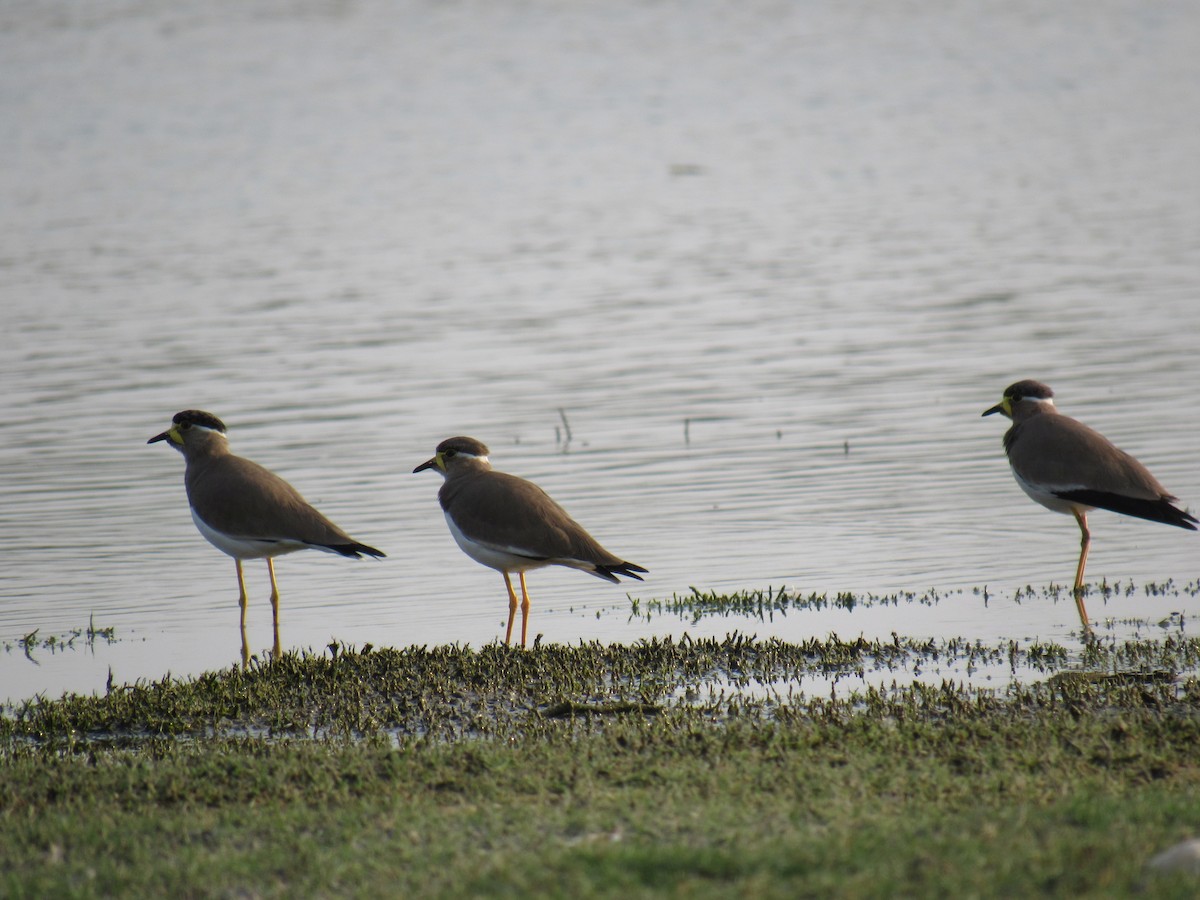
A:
[[413, 436, 647, 647], [149, 409, 385, 658], [982, 380, 1196, 629]]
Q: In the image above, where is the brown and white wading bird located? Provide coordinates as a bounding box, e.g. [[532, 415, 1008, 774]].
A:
[[149, 410, 385, 659], [414, 436, 647, 647], [983, 380, 1196, 629]]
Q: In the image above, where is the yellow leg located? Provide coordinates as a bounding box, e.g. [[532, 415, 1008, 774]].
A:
[[518, 572, 532, 648], [503, 572, 520, 645], [267, 558, 282, 657], [1071, 509, 1091, 630], [235, 560, 249, 630], [235, 559, 251, 667]]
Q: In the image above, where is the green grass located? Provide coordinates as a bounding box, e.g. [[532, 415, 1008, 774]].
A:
[[2, 616, 118, 658], [3, 633, 1200, 897]]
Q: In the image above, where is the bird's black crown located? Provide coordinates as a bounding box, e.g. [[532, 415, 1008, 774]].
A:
[[173, 410, 228, 433], [1004, 380, 1054, 403]]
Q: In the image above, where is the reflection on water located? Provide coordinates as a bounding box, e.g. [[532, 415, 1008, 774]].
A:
[[2, 0, 1199, 703]]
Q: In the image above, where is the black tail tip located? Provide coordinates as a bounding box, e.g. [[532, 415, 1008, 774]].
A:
[[1163, 504, 1198, 531], [599, 561, 648, 582], [335, 543, 386, 559]]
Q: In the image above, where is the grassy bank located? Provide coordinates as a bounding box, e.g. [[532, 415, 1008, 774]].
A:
[[3, 635, 1200, 897]]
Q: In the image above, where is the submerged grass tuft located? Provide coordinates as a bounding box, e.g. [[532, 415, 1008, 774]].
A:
[[3, 618, 119, 659], [633, 584, 1200, 630], [630, 585, 951, 623]]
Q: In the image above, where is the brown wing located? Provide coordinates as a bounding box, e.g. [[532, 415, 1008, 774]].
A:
[[1008, 415, 1168, 500], [1011, 415, 1195, 529], [441, 470, 626, 566], [187, 455, 363, 548]]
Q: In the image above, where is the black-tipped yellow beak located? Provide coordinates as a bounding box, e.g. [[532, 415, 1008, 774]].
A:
[[413, 454, 441, 474], [981, 399, 1010, 418], [148, 424, 181, 445]]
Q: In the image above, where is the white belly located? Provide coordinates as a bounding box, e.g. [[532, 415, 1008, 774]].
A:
[[446, 513, 551, 573], [1013, 470, 1093, 516], [192, 509, 308, 560]]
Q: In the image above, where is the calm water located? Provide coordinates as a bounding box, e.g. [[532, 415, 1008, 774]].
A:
[[2, 0, 1199, 704]]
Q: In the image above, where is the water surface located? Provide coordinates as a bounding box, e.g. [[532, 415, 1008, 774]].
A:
[[3, 0, 1199, 703]]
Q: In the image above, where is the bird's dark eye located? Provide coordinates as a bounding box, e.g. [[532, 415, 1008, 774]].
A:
[[180, 422, 192, 431], [443, 448, 457, 459]]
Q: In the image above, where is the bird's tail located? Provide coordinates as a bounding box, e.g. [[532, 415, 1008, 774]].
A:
[[594, 561, 648, 583], [1058, 490, 1199, 531], [325, 541, 387, 559]]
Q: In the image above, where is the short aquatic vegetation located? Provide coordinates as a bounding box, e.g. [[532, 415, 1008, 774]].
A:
[[2, 633, 1198, 748], [3, 635, 1200, 897], [629, 585, 948, 623], [3, 618, 118, 661], [630, 581, 1200, 625]]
